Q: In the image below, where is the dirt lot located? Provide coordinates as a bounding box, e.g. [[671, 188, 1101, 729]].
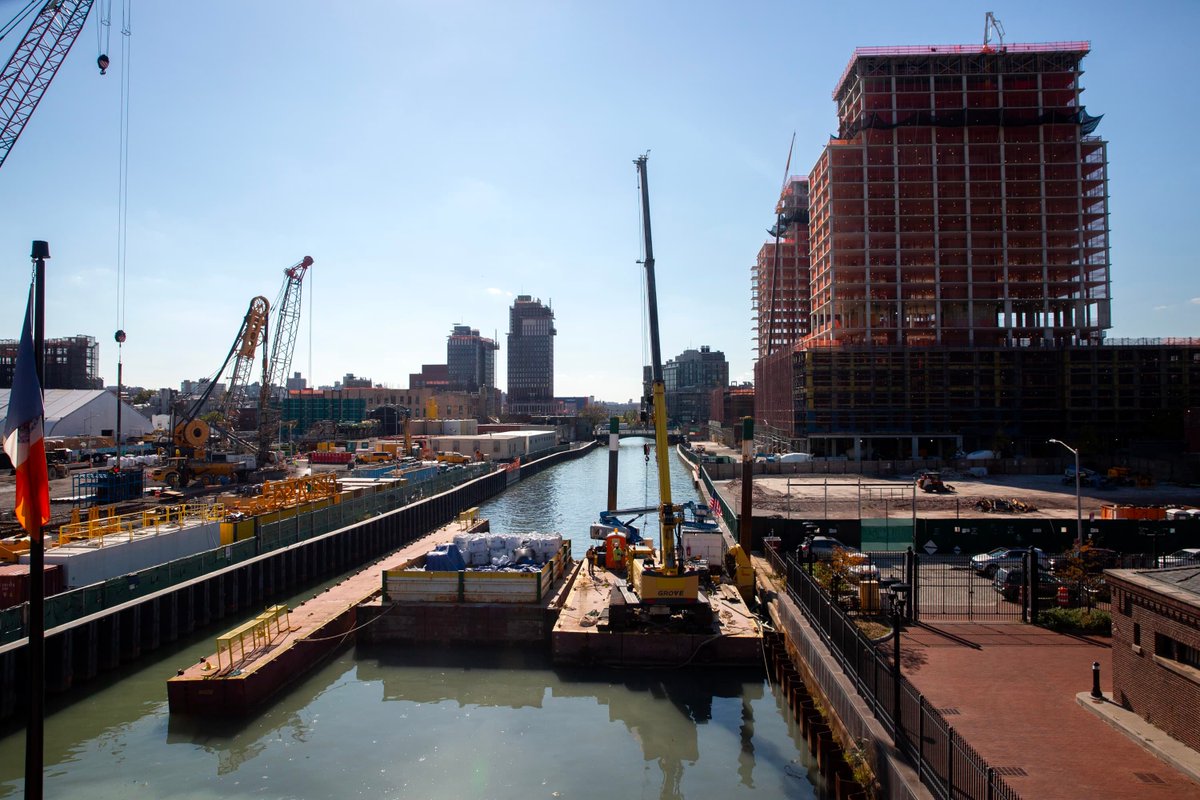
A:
[[700, 451, 1200, 520]]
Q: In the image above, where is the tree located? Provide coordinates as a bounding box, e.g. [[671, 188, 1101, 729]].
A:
[[578, 402, 611, 429], [131, 388, 154, 405]]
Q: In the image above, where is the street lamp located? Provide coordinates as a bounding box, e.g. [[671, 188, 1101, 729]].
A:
[[888, 582, 910, 744], [1049, 439, 1083, 548]]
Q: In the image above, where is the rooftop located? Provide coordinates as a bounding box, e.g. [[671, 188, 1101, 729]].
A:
[[833, 41, 1091, 99]]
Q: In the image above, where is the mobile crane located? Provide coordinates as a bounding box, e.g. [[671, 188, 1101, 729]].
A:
[[606, 155, 712, 631], [150, 296, 273, 488]]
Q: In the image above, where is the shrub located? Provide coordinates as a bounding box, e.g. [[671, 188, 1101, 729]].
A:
[[1036, 607, 1111, 634]]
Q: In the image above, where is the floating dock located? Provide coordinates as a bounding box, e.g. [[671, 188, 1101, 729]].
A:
[[550, 566, 762, 667], [167, 516, 579, 716], [168, 515, 492, 716]]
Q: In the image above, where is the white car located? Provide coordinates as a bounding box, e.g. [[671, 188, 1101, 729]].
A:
[[970, 547, 1050, 577], [1161, 548, 1200, 567]]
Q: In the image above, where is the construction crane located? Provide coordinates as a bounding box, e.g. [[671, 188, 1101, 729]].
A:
[[983, 11, 1005, 50], [266, 256, 313, 394], [150, 296, 271, 488], [257, 256, 313, 461], [606, 155, 711, 631], [0, 0, 99, 172]]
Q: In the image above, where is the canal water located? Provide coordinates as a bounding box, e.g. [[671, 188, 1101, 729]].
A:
[[0, 439, 828, 799]]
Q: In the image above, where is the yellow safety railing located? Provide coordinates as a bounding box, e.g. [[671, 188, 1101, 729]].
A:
[[56, 502, 226, 547], [456, 507, 479, 528], [223, 473, 340, 517], [211, 605, 290, 672]]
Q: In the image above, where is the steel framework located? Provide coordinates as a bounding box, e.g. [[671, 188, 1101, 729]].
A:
[[0, 0, 96, 171]]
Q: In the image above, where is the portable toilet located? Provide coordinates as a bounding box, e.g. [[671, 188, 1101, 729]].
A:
[[605, 531, 627, 570]]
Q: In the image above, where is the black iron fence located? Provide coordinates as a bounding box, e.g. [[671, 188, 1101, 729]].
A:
[[765, 542, 1023, 800]]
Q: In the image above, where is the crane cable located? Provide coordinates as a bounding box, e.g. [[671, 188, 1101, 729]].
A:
[[114, 0, 132, 333], [95, 0, 112, 68], [0, 1, 39, 42]]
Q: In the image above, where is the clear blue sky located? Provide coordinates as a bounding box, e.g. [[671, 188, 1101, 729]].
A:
[[1, 1, 1196, 404]]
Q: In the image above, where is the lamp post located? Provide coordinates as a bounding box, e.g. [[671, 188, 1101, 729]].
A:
[[888, 582, 910, 745], [1049, 439, 1083, 548]]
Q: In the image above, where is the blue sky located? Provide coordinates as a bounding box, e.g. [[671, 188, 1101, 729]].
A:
[[1, 1, 1196, 403]]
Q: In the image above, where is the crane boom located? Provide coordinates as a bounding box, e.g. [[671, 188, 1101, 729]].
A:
[[635, 154, 679, 573], [0, 0, 96, 171], [266, 256, 313, 394], [219, 295, 270, 422]]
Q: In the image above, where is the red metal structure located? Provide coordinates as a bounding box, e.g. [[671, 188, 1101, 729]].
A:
[[0, 0, 97, 171]]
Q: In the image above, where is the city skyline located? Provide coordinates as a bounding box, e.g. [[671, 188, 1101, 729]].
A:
[[0, 2, 1196, 403]]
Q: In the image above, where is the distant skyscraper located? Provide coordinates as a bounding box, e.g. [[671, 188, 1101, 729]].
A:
[[447, 325, 499, 392], [506, 296, 556, 415]]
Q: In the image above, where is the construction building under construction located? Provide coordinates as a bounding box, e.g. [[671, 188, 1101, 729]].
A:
[[754, 41, 1200, 458], [0, 335, 102, 390]]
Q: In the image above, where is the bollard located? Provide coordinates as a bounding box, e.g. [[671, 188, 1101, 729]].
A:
[[1091, 661, 1103, 699]]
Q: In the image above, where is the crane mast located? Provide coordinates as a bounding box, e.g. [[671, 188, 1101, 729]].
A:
[[635, 154, 680, 574], [0, 0, 96, 171]]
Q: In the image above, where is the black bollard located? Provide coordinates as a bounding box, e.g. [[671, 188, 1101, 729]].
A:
[[1091, 661, 1103, 699]]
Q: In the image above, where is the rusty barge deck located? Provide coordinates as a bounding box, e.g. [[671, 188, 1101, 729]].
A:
[[551, 566, 763, 667]]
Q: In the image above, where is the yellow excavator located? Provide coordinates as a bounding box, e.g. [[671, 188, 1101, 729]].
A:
[[607, 156, 713, 631]]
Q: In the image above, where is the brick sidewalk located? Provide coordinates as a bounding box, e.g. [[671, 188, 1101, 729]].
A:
[[898, 621, 1200, 799]]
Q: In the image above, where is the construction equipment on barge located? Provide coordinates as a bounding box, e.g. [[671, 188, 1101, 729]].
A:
[[604, 155, 712, 632]]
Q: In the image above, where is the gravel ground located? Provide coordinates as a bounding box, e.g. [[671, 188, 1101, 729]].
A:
[[697, 449, 1200, 520]]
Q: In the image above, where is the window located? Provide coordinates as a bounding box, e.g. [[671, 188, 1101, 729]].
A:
[[1133, 623, 1140, 646], [1156, 633, 1200, 670]]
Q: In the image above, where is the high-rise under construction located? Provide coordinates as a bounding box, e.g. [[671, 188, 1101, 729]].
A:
[[754, 41, 1200, 459]]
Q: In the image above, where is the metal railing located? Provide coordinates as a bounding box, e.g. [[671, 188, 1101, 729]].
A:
[[56, 502, 227, 546], [765, 543, 1023, 800]]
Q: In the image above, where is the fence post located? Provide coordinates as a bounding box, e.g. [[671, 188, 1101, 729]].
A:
[[918, 694, 925, 780], [987, 766, 996, 800], [947, 726, 955, 798], [1029, 545, 1040, 624], [905, 546, 916, 622]]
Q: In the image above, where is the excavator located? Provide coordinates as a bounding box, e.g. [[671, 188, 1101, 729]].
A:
[[606, 156, 713, 631]]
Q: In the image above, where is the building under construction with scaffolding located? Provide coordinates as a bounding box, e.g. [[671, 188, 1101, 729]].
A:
[[753, 41, 1200, 459]]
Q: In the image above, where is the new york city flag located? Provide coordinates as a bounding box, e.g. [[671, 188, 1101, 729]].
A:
[[2, 285, 50, 538]]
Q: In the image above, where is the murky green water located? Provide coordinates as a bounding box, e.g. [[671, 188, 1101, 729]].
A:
[[0, 440, 826, 799]]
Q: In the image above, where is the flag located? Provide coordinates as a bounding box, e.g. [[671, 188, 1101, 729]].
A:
[[2, 286, 49, 539], [708, 496, 722, 519]]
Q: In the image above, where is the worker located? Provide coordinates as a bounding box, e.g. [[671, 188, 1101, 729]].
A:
[[586, 546, 597, 576]]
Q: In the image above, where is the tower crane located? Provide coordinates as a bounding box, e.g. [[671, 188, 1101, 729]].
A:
[[0, 0, 100, 172]]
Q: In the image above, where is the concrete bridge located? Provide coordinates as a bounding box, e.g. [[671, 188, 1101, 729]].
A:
[[593, 428, 684, 444]]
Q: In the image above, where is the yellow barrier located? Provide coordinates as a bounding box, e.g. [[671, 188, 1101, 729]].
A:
[[456, 507, 479, 528], [57, 502, 225, 547], [213, 605, 290, 672]]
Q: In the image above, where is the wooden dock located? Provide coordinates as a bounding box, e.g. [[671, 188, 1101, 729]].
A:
[[167, 517, 491, 716], [551, 566, 763, 667]]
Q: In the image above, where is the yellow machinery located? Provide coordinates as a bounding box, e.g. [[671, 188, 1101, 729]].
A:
[[223, 473, 339, 517], [612, 156, 708, 629], [724, 544, 755, 605]]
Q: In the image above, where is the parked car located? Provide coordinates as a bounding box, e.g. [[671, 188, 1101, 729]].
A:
[[970, 547, 1050, 577], [798, 536, 879, 580], [993, 567, 1067, 602], [1049, 547, 1122, 574], [1160, 548, 1200, 567]]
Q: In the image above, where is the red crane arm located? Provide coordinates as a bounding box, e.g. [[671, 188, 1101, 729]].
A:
[[0, 0, 96, 171]]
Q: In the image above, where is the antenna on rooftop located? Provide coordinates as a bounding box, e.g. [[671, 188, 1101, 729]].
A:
[[983, 11, 1005, 49]]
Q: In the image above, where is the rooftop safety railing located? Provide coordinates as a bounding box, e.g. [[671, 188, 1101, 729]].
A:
[[57, 502, 226, 546]]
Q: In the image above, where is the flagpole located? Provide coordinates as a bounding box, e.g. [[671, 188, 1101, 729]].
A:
[[26, 240, 48, 800]]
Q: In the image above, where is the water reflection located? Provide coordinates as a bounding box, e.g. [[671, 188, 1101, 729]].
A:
[[352, 643, 797, 800]]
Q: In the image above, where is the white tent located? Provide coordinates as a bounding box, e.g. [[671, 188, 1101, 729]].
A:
[[0, 389, 153, 440]]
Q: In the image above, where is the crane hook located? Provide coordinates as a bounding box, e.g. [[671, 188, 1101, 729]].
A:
[[97, 54, 110, 75]]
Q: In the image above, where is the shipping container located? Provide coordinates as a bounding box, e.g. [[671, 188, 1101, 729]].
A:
[[0, 564, 65, 610]]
